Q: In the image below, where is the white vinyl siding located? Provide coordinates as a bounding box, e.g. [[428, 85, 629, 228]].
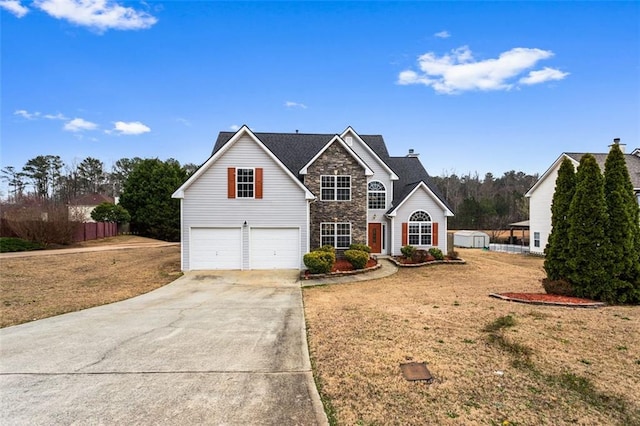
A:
[[392, 188, 447, 255], [341, 130, 394, 222], [528, 160, 563, 255], [181, 135, 309, 270]]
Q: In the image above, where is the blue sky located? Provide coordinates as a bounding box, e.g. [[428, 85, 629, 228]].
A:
[[1, 0, 639, 193]]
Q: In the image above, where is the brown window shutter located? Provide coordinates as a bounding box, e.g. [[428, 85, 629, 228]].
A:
[[402, 222, 408, 246], [227, 168, 236, 198], [255, 168, 263, 199], [432, 222, 439, 246]]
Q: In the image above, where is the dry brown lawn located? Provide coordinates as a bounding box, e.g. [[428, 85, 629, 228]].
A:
[[303, 249, 640, 425], [1, 237, 181, 327]]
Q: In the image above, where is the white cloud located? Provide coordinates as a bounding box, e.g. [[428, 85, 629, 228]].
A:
[[398, 45, 567, 94], [64, 117, 98, 132], [434, 30, 450, 39], [285, 101, 307, 109], [175, 117, 191, 127], [44, 112, 68, 120], [519, 66, 570, 85], [33, 0, 158, 32], [229, 124, 240, 131], [14, 109, 40, 119], [112, 121, 150, 135], [0, 0, 29, 17]]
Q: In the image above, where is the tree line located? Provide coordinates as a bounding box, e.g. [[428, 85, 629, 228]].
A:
[[1, 156, 196, 242], [3, 154, 541, 242], [1, 155, 198, 203], [430, 170, 539, 230]]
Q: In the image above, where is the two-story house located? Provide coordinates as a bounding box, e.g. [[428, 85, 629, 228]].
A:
[[172, 125, 453, 270], [525, 140, 640, 255]]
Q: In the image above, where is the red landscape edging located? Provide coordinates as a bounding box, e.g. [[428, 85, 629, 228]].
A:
[[489, 292, 605, 308]]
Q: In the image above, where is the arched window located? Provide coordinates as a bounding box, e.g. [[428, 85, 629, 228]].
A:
[[368, 181, 386, 209], [408, 210, 432, 245]]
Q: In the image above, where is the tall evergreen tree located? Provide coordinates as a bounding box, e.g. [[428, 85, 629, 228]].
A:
[[119, 158, 186, 241], [603, 143, 640, 302], [567, 154, 612, 301], [544, 158, 576, 281]]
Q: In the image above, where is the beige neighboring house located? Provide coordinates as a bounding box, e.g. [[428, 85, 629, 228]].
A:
[[68, 194, 117, 222], [525, 140, 640, 255]]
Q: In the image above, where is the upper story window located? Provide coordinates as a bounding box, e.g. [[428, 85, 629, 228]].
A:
[[368, 181, 386, 209], [237, 168, 254, 198], [228, 167, 262, 199], [408, 210, 432, 245], [321, 175, 351, 201]]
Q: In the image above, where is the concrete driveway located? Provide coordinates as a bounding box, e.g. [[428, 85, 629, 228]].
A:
[[0, 270, 327, 425]]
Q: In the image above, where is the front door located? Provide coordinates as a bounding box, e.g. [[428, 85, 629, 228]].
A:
[[368, 223, 382, 253]]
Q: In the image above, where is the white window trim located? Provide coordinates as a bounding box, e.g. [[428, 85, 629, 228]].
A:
[[236, 167, 255, 199], [367, 180, 386, 210], [320, 175, 351, 201], [408, 210, 432, 246], [534, 232, 541, 248], [320, 222, 351, 249]]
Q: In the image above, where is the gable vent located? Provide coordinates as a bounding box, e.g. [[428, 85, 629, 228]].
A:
[[345, 136, 353, 146]]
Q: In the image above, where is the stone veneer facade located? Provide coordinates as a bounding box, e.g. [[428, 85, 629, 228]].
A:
[[306, 142, 367, 250]]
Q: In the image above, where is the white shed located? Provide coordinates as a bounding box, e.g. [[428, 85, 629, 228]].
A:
[[454, 230, 490, 248]]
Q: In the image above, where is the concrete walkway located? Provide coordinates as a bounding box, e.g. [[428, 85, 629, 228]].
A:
[[301, 257, 398, 287], [0, 241, 179, 259], [0, 271, 327, 425]]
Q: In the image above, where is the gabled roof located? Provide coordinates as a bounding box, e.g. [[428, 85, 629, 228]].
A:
[[385, 156, 454, 216], [340, 127, 398, 180], [526, 149, 640, 197], [208, 127, 454, 214], [172, 126, 315, 199], [212, 130, 390, 178], [299, 134, 373, 176]]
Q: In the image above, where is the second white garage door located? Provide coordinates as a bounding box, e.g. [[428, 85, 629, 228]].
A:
[[250, 228, 300, 269]]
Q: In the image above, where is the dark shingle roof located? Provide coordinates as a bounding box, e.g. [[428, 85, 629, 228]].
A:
[[385, 156, 453, 213], [565, 151, 640, 189], [214, 131, 390, 176], [213, 130, 452, 212]]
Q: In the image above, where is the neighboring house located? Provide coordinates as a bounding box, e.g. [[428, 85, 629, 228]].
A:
[[68, 193, 116, 222], [525, 141, 640, 255], [172, 125, 454, 270]]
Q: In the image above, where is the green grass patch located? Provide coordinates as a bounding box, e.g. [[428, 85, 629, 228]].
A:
[[0, 237, 44, 253], [483, 315, 516, 333]]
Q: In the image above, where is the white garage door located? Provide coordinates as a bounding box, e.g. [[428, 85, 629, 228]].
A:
[[250, 228, 299, 269], [190, 228, 241, 270]]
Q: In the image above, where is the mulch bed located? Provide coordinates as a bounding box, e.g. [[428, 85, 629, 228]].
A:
[[390, 256, 466, 267], [490, 292, 605, 308], [332, 258, 377, 272]]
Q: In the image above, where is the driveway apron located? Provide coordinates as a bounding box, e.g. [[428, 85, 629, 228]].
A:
[[0, 270, 327, 425]]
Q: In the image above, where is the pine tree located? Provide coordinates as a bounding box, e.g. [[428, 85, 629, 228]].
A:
[[567, 154, 612, 301], [544, 158, 576, 281], [603, 143, 640, 302]]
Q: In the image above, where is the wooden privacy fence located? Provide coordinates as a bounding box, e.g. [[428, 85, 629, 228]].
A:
[[73, 222, 118, 242], [0, 218, 119, 243]]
